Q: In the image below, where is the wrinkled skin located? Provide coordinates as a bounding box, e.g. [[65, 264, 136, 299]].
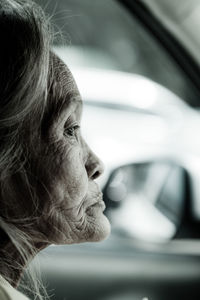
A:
[[0, 54, 111, 286], [0, 55, 110, 245], [34, 55, 111, 244]]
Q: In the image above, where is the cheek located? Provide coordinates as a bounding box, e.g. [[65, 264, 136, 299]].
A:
[[56, 145, 88, 208], [39, 140, 110, 244]]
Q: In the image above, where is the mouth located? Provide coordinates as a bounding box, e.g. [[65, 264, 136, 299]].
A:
[[86, 192, 106, 213]]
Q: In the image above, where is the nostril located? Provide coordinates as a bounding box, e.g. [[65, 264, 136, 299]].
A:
[[85, 152, 104, 180], [91, 170, 101, 180]]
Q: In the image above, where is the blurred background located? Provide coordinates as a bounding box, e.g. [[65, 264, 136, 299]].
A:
[[29, 0, 200, 299]]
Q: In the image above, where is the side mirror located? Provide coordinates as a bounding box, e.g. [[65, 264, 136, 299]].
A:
[[103, 160, 188, 242]]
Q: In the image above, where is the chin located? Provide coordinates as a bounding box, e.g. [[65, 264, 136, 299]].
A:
[[50, 209, 111, 245], [85, 213, 111, 242]]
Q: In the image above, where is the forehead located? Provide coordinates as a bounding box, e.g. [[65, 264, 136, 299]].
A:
[[46, 52, 82, 120], [50, 52, 80, 99]]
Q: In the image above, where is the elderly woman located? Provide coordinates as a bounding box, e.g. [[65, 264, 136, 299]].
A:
[[0, 0, 110, 299]]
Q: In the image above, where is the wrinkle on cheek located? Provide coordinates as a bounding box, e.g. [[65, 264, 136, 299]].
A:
[[39, 124, 109, 243], [53, 206, 88, 243], [60, 212, 97, 243], [63, 149, 88, 204]]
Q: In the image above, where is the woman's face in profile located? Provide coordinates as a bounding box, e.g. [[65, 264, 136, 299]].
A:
[[34, 55, 110, 245]]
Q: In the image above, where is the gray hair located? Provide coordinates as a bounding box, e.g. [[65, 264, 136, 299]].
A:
[[0, 0, 53, 298]]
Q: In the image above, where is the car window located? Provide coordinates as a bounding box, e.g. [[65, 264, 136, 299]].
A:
[[33, 0, 200, 240], [36, 0, 198, 106], [31, 1, 200, 300]]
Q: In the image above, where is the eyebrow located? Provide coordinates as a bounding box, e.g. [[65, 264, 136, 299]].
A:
[[42, 92, 82, 134], [59, 95, 82, 115]]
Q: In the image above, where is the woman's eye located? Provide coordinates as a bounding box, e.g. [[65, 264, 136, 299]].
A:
[[64, 125, 80, 137]]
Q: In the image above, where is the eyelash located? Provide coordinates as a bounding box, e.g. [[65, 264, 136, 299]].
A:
[[64, 124, 80, 138]]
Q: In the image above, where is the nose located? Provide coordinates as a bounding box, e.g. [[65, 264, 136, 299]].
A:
[[85, 149, 104, 180]]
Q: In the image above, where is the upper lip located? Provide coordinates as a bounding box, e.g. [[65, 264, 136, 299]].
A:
[[86, 192, 105, 210], [91, 192, 103, 205]]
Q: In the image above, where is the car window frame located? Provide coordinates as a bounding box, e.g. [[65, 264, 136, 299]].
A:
[[117, 0, 200, 107]]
